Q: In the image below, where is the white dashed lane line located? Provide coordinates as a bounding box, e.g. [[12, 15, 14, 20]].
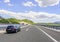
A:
[[26, 28, 29, 31], [20, 25, 29, 28]]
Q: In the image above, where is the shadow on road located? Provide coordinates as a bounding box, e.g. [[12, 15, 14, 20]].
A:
[[4, 32, 16, 34]]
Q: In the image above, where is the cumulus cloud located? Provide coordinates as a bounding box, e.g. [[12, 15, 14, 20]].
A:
[[4, 0, 13, 6], [23, 1, 36, 7], [0, 10, 19, 19], [7, 3, 14, 6], [0, 10, 60, 23], [35, 0, 60, 7], [4, 0, 10, 3]]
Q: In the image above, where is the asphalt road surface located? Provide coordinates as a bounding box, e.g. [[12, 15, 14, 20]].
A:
[[0, 25, 60, 42]]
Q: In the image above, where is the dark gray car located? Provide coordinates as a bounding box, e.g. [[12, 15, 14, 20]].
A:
[[6, 25, 21, 33]]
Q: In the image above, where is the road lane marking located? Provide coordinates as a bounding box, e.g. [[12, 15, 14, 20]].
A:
[[26, 28, 29, 31], [20, 25, 29, 28], [35, 26, 58, 42]]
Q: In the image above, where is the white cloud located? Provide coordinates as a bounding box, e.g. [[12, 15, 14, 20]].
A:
[[23, 1, 36, 7], [0, 10, 19, 19], [35, 0, 60, 7], [4, 0, 10, 3], [7, 3, 14, 6], [0, 10, 60, 23], [4, 0, 13, 6]]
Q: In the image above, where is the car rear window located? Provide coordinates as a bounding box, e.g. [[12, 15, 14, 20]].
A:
[[7, 26, 14, 28]]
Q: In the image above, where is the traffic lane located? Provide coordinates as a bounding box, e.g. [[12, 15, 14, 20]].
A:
[[0, 25, 29, 42], [37, 25, 60, 42], [0, 25, 31, 42], [0, 25, 54, 42], [0, 25, 29, 34], [0, 31, 23, 42], [18, 25, 53, 42]]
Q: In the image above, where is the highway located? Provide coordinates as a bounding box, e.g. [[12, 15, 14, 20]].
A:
[[0, 25, 60, 42]]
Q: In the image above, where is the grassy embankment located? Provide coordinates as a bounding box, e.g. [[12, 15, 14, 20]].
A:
[[0, 18, 35, 25]]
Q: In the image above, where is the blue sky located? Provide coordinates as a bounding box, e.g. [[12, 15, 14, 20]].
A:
[[0, 0, 60, 13], [0, 0, 60, 22]]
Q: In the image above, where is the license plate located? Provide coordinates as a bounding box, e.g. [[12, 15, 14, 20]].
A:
[[8, 29, 11, 30]]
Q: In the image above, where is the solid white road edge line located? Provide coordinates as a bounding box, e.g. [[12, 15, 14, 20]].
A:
[[35, 26, 58, 42]]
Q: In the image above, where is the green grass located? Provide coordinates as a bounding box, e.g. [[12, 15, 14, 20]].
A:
[[0, 18, 35, 24]]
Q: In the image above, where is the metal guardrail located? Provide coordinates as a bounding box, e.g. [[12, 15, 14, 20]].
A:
[[41, 25, 60, 30], [0, 24, 20, 30], [0, 24, 26, 30]]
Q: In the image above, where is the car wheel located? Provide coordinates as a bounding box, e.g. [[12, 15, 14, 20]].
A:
[[6, 32, 9, 33]]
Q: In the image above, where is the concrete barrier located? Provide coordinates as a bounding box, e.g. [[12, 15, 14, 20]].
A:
[[0, 30, 6, 34]]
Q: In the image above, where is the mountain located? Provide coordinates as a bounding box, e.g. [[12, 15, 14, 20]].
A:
[[54, 21, 60, 24], [0, 16, 4, 20]]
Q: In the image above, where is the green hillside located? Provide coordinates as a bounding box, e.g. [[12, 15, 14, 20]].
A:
[[0, 16, 34, 24]]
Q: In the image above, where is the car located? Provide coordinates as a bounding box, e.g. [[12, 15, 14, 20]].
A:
[[6, 25, 21, 33]]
